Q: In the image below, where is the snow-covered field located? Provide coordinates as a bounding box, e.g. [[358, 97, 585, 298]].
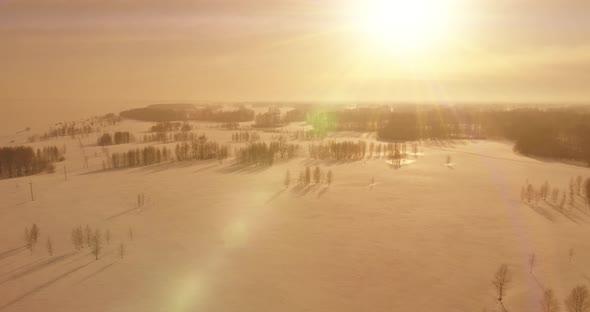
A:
[[1, 120, 590, 312]]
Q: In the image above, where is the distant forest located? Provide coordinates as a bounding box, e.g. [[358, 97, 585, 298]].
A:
[[120, 105, 255, 122], [0, 146, 64, 179], [28, 113, 121, 142], [308, 106, 590, 165]]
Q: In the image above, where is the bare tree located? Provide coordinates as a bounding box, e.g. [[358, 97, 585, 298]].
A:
[[569, 248, 575, 263], [46, 236, 53, 256], [128, 227, 134, 241], [576, 176, 583, 196], [90, 229, 102, 260], [541, 289, 560, 312], [327, 170, 333, 186], [493, 264, 512, 304], [529, 253, 536, 274], [565, 285, 590, 312]]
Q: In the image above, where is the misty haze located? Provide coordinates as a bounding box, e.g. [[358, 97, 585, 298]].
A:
[[2, 1, 590, 312]]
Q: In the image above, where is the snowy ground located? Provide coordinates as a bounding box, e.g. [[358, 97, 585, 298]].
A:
[[1, 120, 590, 312]]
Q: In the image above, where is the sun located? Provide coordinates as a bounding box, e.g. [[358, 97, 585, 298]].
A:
[[351, 0, 459, 53]]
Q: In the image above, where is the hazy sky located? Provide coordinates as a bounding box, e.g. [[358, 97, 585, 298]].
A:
[[1, 0, 590, 106]]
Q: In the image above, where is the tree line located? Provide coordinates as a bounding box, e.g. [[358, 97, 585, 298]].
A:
[[308, 140, 414, 162], [522, 176, 590, 210], [285, 166, 333, 188], [308, 141, 368, 161], [0, 145, 64, 179], [254, 107, 283, 128], [174, 135, 230, 162], [231, 131, 261, 143], [97, 131, 133, 146], [121, 106, 255, 122], [27, 113, 121, 142], [236, 141, 300, 166], [306, 106, 590, 165], [108, 146, 172, 169]]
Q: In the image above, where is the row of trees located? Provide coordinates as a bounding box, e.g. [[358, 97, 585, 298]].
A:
[[308, 141, 416, 161], [142, 132, 172, 143], [254, 107, 283, 128], [174, 136, 230, 161], [71, 225, 105, 259], [308, 141, 368, 161], [142, 131, 204, 143], [236, 141, 299, 166], [149, 122, 185, 133], [108, 146, 172, 169], [231, 131, 261, 143], [522, 176, 590, 210], [0, 146, 64, 179], [71, 225, 131, 259], [284, 167, 333, 188], [290, 130, 320, 141], [97, 131, 133, 146]]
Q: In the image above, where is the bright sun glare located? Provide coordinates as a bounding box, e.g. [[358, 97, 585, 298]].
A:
[[352, 0, 458, 53]]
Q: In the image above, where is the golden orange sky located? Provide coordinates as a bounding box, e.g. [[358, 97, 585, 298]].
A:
[[1, 0, 590, 104]]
